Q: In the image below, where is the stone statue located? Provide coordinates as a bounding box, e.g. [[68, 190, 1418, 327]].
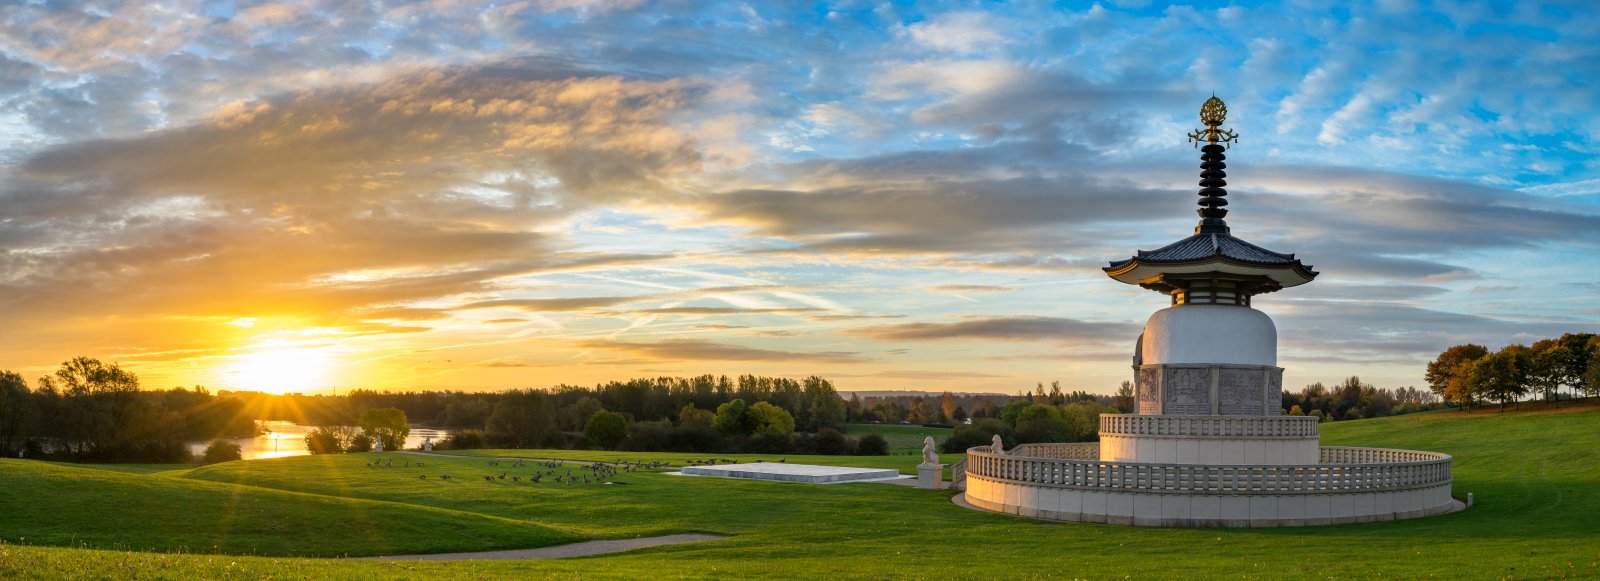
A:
[[991, 434, 1005, 455], [374, 434, 384, 453], [422, 435, 433, 452], [920, 436, 939, 466]]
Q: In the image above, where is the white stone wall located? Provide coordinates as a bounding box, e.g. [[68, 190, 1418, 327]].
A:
[[962, 444, 1456, 527], [1099, 435, 1318, 465], [964, 475, 1456, 527], [1098, 415, 1320, 465]]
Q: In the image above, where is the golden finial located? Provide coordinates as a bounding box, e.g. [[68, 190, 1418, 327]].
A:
[[1187, 95, 1238, 149]]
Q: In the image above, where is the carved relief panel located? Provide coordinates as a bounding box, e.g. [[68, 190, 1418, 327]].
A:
[[1163, 367, 1211, 415], [1267, 368, 1283, 415], [1218, 368, 1264, 415], [1137, 366, 1161, 415]]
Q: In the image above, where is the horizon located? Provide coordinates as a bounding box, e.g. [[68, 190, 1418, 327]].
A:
[[3, 2, 1598, 396], [214, 385, 1031, 399]]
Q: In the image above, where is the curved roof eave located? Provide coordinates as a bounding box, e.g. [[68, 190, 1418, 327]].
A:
[[1104, 256, 1319, 288]]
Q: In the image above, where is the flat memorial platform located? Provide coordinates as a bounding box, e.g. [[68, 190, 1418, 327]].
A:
[[677, 462, 904, 484]]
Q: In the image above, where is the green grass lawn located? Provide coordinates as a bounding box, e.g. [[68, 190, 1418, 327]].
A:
[[3, 406, 1599, 579], [0, 460, 577, 558], [40, 461, 198, 475], [839, 422, 954, 454]]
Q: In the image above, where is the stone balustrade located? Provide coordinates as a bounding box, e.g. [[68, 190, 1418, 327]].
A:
[[1005, 442, 1101, 460], [1099, 414, 1319, 439], [972, 444, 1450, 495]]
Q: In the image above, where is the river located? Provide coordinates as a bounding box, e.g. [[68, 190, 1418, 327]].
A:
[[189, 421, 453, 460]]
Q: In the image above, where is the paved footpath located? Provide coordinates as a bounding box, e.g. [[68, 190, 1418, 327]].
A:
[[363, 534, 727, 561]]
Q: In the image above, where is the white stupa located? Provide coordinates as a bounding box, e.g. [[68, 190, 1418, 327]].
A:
[[959, 97, 1458, 527]]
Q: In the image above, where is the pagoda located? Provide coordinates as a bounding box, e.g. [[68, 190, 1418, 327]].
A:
[[956, 97, 1458, 527], [1103, 95, 1317, 420]]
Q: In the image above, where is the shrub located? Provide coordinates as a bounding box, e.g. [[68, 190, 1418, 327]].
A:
[[562, 433, 589, 450], [677, 404, 714, 429], [1060, 401, 1115, 442], [941, 418, 1012, 454], [484, 429, 520, 448], [999, 399, 1033, 427], [359, 407, 409, 451], [811, 428, 854, 455], [201, 440, 242, 464], [442, 429, 487, 450], [790, 431, 814, 454], [666, 426, 725, 452], [855, 433, 889, 456], [620, 421, 671, 452], [713, 399, 754, 436], [584, 410, 629, 450], [304, 428, 342, 455], [347, 432, 373, 453], [1013, 404, 1068, 443], [749, 401, 795, 435], [743, 431, 793, 454], [485, 390, 556, 448]]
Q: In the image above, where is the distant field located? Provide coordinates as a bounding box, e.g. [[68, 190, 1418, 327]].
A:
[[437, 447, 961, 474], [839, 423, 954, 454], [3, 405, 1599, 579]]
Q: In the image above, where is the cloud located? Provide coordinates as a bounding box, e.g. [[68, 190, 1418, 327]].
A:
[[905, 13, 1011, 54], [1520, 178, 1600, 198], [829, 370, 1010, 380], [618, 307, 824, 315], [0, 58, 707, 368], [1285, 284, 1451, 302], [847, 316, 1137, 344], [4, 1, 1600, 392], [480, 360, 546, 368], [926, 284, 1017, 293], [455, 284, 793, 313], [807, 314, 906, 322], [742, 330, 802, 337], [1274, 299, 1595, 358], [458, 297, 639, 312], [576, 338, 865, 362]]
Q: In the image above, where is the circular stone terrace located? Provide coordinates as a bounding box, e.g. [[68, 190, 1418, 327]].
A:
[[960, 415, 1457, 528]]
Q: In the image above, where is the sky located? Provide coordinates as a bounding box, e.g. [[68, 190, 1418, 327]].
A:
[[2, 0, 1598, 395]]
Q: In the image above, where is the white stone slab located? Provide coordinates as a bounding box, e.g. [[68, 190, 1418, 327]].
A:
[[676, 462, 904, 484]]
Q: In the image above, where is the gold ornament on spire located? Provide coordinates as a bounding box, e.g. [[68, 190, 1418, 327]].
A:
[[1187, 95, 1238, 149]]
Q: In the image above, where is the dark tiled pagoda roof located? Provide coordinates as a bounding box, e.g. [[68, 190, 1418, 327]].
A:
[[1103, 96, 1317, 293], [1105, 232, 1312, 272]]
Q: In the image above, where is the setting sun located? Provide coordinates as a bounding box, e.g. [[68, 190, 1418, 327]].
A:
[[224, 345, 333, 394]]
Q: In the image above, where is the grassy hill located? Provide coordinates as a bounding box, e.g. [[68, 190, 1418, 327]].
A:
[[840, 422, 954, 454], [0, 460, 577, 557], [3, 405, 1599, 579]]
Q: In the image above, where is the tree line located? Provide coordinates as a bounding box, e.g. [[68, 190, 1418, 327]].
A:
[[233, 374, 849, 433], [11, 349, 1529, 464], [0, 358, 258, 462], [1425, 333, 1599, 410], [849, 382, 1115, 426], [1279, 377, 1441, 421], [939, 398, 1121, 454], [429, 376, 871, 455]]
